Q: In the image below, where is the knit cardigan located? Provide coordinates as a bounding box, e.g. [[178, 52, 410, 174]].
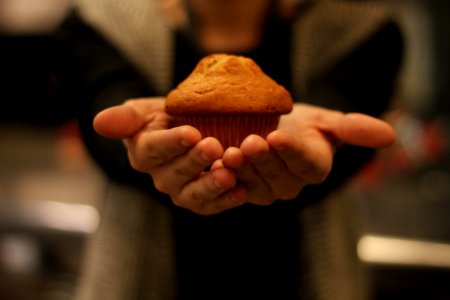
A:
[[71, 1, 397, 299]]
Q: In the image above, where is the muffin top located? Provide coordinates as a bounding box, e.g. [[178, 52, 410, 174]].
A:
[[165, 54, 293, 115]]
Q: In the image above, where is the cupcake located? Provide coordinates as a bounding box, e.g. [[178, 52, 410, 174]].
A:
[[165, 53, 293, 148]]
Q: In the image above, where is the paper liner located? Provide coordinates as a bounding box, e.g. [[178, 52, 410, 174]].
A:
[[173, 115, 280, 148]]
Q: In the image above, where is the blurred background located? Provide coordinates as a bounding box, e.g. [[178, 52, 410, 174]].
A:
[[0, 0, 449, 299], [0, 1, 105, 299]]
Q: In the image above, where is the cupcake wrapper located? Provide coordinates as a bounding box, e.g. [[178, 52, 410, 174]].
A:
[[173, 115, 280, 148]]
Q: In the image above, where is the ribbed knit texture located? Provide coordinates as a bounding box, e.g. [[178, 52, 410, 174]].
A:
[[75, 183, 176, 300], [76, 0, 174, 95]]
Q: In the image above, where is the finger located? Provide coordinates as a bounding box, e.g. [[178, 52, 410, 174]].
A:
[[93, 105, 145, 139], [240, 135, 304, 200], [174, 168, 246, 215], [150, 137, 223, 193], [221, 147, 246, 169], [239, 135, 270, 157], [315, 112, 396, 148], [267, 130, 333, 183], [336, 113, 396, 148], [223, 147, 274, 205], [211, 159, 224, 171], [93, 99, 167, 139], [128, 125, 202, 171]]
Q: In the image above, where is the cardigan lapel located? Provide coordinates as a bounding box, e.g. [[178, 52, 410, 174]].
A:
[[291, 0, 391, 100], [75, 0, 391, 101], [76, 0, 174, 96]]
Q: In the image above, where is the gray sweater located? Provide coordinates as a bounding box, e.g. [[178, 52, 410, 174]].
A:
[[68, 1, 402, 299]]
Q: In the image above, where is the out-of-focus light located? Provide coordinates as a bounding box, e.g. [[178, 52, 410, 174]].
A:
[[0, 234, 40, 274], [358, 234, 450, 269], [30, 201, 100, 234], [0, 200, 100, 235], [0, 0, 71, 34]]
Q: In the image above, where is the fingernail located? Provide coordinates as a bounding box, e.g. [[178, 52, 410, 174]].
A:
[[230, 195, 245, 205], [229, 187, 246, 204], [214, 178, 223, 188], [229, 195, 239, 203], [201, 152, 211, 161], [180, 139, 193, 147]]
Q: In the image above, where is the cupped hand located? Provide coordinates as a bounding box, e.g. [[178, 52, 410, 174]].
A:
[[221, 103, 396, 205], [93, 98, 246, 215]]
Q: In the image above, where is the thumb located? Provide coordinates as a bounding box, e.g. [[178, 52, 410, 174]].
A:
[[93, 105, 144, 139], [335, 113, 396, 148]]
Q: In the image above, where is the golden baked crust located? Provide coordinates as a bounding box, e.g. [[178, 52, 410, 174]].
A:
[[165, 54, 293, 115]]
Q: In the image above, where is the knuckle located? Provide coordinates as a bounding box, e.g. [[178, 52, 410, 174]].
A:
[[128, 156, 146, 173], [173, 165, 195, 179], [299, 158, 331, 184], [153, 178, 169, 193], [279, 189, 300, 200], [134, 137, 170, 168], [313, 173, 328, 184], [195, 207, 215, 216], [171, 196, 187, 209], [189, 189, 204, 204], [311, 161, 332, 183], [173, 195, 214, 216], [260, 169, 280, 180], [143, 143, 166, 164], [254, 197, 275, 206], [174, 190, 202, 208], [189, 153, 209, 170]]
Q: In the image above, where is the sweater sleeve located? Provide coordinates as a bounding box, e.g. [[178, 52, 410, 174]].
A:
[[54, 10, 164, 193]]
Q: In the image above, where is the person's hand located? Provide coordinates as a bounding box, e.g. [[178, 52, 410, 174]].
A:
[[220, 103, 396, 205], [93, 98, 246, 215]]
